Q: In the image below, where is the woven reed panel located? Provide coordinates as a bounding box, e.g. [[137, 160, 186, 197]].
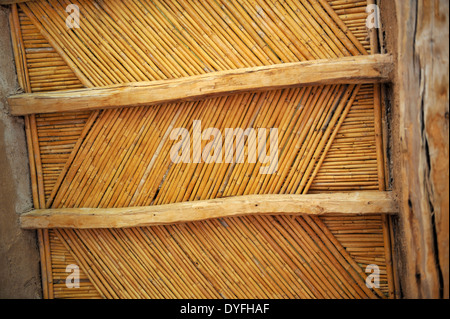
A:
[[309, 83, 379, 192], [16, 7, 84, 92], [12, 0, 394, 298], [49, 229, 102, 299]]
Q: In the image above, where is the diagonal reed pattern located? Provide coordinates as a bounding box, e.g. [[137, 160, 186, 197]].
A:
[[11, 0, 393, 298]]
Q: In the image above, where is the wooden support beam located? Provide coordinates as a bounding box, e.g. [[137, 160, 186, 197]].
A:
[[8, 54, 393, 116], [394, 0, 449, 299], [20, 192, 397, 229]]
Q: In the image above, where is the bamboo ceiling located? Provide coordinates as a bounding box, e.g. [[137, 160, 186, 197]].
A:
[[10, 0, 395, 299]]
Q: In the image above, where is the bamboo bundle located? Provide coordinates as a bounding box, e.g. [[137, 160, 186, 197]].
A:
[[309, 84, 379, 192], [16, 7, 84, 92], [321, 214, 390, 295], [48, 230, 102, 299], [328, 0, 370, 51], [35, 112, 93, 202], [42, 86, 378, 210], [12, 0, 395, 299], [46, 215, 384, 299], [20, 0, 369, 83]]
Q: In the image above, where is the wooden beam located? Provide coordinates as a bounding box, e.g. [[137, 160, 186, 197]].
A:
[[20, 192, 397, 229], [394, 0, 449, 299], [8, 54, 393, 116]]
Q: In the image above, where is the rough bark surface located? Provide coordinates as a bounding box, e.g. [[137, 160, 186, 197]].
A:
[[395, 0, 449, 299]]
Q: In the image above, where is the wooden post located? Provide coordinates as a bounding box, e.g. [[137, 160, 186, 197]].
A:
[[395, 0, 449, 299]]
